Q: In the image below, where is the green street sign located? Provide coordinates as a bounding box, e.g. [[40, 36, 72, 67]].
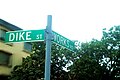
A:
[[5, 29, 45, 43], [52, 31, 75, 52]]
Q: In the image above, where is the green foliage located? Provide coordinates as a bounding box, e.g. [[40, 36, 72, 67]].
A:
[[9, 42, 45, 80], [101, 26, 120, 79], [68, 26, 120, 80], [68, 40, 104, 80], [9, 42, 73, 80], [9, 26, 120, 80], [51, 44, 75, 79]]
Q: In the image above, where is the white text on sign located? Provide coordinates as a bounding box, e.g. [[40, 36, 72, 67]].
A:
[[9, 31, 31, 41]]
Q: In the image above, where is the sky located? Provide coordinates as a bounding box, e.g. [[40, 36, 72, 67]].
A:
[[1, 0, 120, 42]]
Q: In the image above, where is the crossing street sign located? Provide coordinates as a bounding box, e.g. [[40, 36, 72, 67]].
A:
[[52, 31, 75, 52]]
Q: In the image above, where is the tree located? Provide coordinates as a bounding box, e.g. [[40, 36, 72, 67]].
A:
[[68, 40, 104, 80], [9, 26, 120, 80], [9, 42, 74, 80], [68, 26, 120, 80], [9, 42, 45, 80], [101, 26, 120, 80]]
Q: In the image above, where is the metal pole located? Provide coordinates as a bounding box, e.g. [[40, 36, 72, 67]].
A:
[[45, 15, 52, 80]]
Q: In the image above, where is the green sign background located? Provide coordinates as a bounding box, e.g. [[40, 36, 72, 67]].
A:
[[5, 29, 45, 43]]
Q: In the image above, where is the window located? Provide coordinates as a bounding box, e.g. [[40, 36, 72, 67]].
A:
[[0, 51, 11, 66], [22, 57, 25, 62], [24, 42, 32, 52], [0, 29, 6, 41], [0, 29, 13, 45]]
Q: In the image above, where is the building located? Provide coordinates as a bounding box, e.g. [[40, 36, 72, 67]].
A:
[[0, 19, 32, 79]]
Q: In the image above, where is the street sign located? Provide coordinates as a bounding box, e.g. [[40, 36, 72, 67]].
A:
[[5, 15, 76, 80], [52, 31, 75, 52], [5, 29, 45, 43]]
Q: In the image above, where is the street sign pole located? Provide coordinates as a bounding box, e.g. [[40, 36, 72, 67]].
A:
[[45, 15, 52, 80]]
